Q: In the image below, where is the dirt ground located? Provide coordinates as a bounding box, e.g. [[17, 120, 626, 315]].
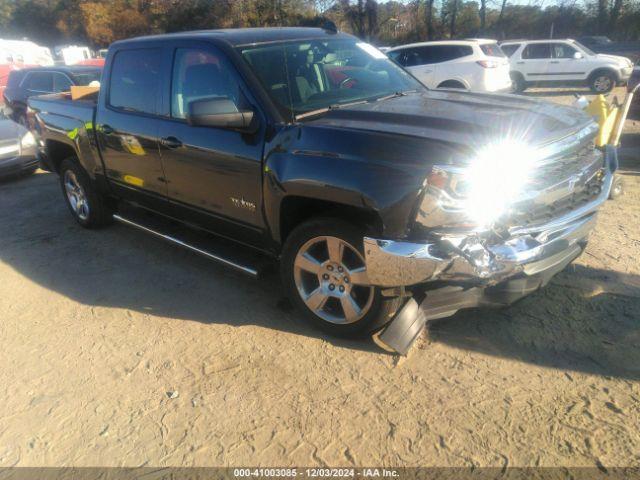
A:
[[0, 87, 639, 468]]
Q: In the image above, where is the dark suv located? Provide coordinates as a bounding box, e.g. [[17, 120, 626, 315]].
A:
[[3, 66, 101, 126]]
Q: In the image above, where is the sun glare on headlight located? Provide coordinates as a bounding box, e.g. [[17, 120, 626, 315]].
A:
[[463, 140, 537, 227]]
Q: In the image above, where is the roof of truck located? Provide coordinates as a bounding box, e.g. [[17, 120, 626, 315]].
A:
[[113, 27, 352, 48]]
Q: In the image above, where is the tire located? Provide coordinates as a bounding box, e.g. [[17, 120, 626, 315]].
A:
[[281, 217, 402, 338], [59, 157, 112, 228], [510, 72, 527, 93], [589, 71, 616, 93], [609, 175, 624, 200]]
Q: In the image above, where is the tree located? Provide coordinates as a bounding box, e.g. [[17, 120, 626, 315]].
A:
[[426, 0, 435, 40]]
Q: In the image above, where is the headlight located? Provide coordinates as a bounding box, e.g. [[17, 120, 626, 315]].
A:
[[20, 131, 36, 149], [431, 141, 537, 228]]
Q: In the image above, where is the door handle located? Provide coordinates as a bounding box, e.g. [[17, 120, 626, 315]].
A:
[[516, 61, 525, 64], [101, 124, 114, 135], [550, 61, 560, 64], [160, 136, 182, 149]]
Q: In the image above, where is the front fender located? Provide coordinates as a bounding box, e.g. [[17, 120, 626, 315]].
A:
[[263, 125, 431, 244]]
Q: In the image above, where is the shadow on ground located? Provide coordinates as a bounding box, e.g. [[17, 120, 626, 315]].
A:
[[1, 172, 639, 376], [427, 265, 640, 380]]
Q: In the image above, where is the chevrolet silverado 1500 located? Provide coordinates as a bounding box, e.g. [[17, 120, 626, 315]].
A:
[[29, 27, 615, 347]]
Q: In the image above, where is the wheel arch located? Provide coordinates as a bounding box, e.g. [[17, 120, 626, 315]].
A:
[[45, 139, 78, 173], [436, 79, 469, 90], [278, 195, 384, 247], [588, 67, 620, 83]]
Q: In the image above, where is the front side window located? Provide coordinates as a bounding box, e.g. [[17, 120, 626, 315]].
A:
[[523, 43, 551, 59], [240, 39, 422, 119], [24, 72, 53, 92], [551, 43, 577, 59], [109, 48, 161, 115], [53, 73, 73, 92], [171, 48, 240, 119]]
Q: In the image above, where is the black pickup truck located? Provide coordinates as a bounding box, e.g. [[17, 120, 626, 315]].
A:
[[29, 27, 615, 350]]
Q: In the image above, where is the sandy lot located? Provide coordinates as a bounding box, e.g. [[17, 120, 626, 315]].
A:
[[0, 87, 639, 468]]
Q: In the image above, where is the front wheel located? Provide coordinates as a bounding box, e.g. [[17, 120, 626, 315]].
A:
[[281, 218, 401, 337], [590, 72, 615, 93]]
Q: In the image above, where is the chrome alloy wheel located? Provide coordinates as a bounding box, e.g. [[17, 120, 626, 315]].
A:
[[63, 170, 90, 221], [293, 236, 374, 325], [593, 75, 613, 92]]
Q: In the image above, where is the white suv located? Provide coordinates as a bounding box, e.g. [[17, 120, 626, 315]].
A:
[[500, 39, 634, 93], [386, 39, 512, 93]]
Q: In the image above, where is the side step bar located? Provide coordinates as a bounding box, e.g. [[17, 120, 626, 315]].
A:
[[113, 214, 259, 277]]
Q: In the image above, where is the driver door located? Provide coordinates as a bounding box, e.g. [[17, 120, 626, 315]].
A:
[[546, 43, 587, 81], [157, 42, 266, 245]]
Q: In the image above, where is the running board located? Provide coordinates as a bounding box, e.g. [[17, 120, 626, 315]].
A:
[[113, 213, 260, 277]]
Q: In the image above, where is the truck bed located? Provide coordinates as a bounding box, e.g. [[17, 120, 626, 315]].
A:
[[28, 92, 101, 175]]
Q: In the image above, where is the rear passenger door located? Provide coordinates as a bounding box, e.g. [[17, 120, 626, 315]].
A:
[[518, 43, 552, 82], [156, 41, 266, 246], [95, 47, 168, 208]]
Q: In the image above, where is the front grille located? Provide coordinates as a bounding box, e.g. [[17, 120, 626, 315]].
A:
[[507, 137, 605, 231], [513, 176, 603, 228]]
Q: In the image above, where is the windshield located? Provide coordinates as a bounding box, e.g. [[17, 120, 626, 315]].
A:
[[239, 38, 423, 119], [573, 41, 596, 56], [72, 70, 102, 85]]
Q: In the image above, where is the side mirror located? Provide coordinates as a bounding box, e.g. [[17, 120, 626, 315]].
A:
[[187, 97, 255, 132], [573, 52, 584, 60]]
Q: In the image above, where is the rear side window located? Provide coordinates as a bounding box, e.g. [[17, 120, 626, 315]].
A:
[[109, 48, 162, 115], [432, 45, 473, 62], [24, 72, 53, 92], [480, 43, 506, 57], [397, 45, 473, 67], [522, 44, 551, 59], [500, 44, 521, 57], [53, 73, 73, 92]]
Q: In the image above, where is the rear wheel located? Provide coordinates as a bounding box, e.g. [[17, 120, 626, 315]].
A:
[[510, 72, 527, 93], [59, 157, 112, 228], [281, 218, 401, 337]]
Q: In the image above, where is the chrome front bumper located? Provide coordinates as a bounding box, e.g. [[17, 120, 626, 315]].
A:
[[364, 148, 615, 288]]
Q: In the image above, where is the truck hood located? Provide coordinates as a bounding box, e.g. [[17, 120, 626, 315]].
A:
[[304, 90, 593, 156]]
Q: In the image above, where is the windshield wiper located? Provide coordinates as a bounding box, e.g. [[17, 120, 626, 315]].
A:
[[295, 99, 370, 121], [375, 89, 417, 102]]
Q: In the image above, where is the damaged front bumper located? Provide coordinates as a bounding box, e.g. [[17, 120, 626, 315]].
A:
[[366, 147, 615, 352]]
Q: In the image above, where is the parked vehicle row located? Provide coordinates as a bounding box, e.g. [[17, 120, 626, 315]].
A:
[[383, 37, 633, 95], [28, 27, 614, 345], [500, 38, 634, 93]]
